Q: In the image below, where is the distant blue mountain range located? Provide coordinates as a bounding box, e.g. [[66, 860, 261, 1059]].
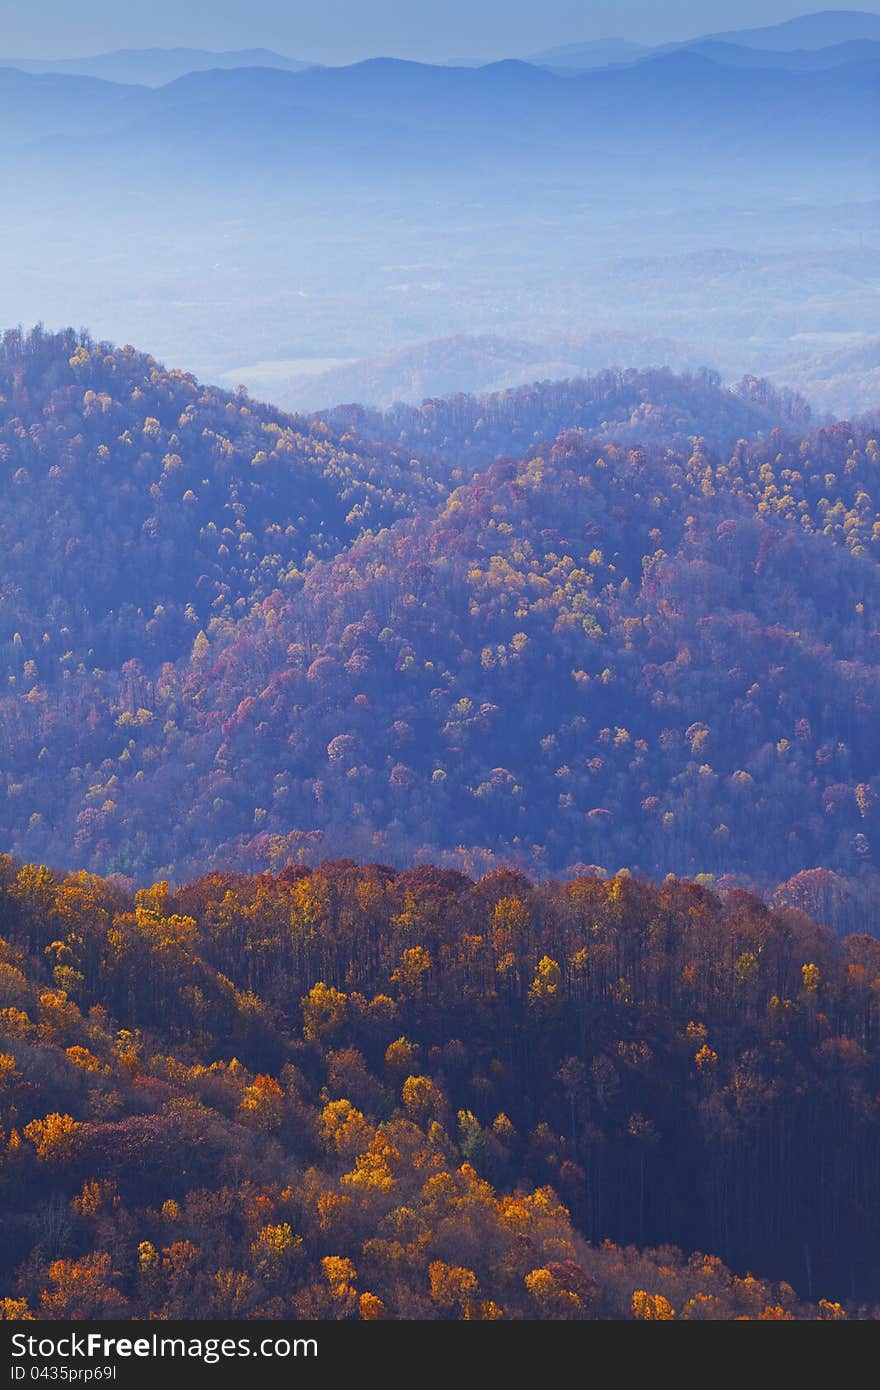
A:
[[4, 11, 880, 87], [530, 9, 880, 68], [0, 44, 875, 189], [0, 46, 314, 86]]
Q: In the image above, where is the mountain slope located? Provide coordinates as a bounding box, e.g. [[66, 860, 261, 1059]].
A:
[[9, 328, 880, 907], [0, 326, 446, 676], [2, 857, 877, 1311], [323, 365, 810, 464], [164, 408, 880, 898], [0, 65, 152, 142]]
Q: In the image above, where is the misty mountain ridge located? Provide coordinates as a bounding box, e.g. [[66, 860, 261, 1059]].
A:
[[223, 318, 880, 421], [703, 8, 880, 50], [649, 37, 880, 71], [0, 45, 314, 86], [766, 334, 880, 415], [526, 36, 650, 68], [3, 50, 877, 178], [1, 19, 875, 426], [6, 11, 880, 90], [531, 9, 880, 68], [235, 331, 705, 414]]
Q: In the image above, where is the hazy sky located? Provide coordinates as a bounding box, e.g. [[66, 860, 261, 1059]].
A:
[[2, 0, 879, 62]]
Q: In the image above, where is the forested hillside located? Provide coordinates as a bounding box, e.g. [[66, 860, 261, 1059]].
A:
[[1, 327, 880, 920], [324, 365, 811, 462], [0, 857, 875, 1317], [189, 412, 880, 900], [0, 325, 447, 671]]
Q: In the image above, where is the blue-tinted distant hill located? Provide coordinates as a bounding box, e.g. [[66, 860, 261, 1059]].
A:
[[704, 8, 880, 50], [526, 36, 650, 69], [249, 330, 704, 413], [532, 9, 880, 69], [768, 334, 880, 415], [0, 46, 314, 86], [2, 51, 876, 186], [662, 37, 880, 70], [0, 65, 153, 141]]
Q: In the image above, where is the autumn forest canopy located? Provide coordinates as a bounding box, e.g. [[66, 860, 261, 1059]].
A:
[[2, 322, 880, 1321], [0, 855, 876, 1319]]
